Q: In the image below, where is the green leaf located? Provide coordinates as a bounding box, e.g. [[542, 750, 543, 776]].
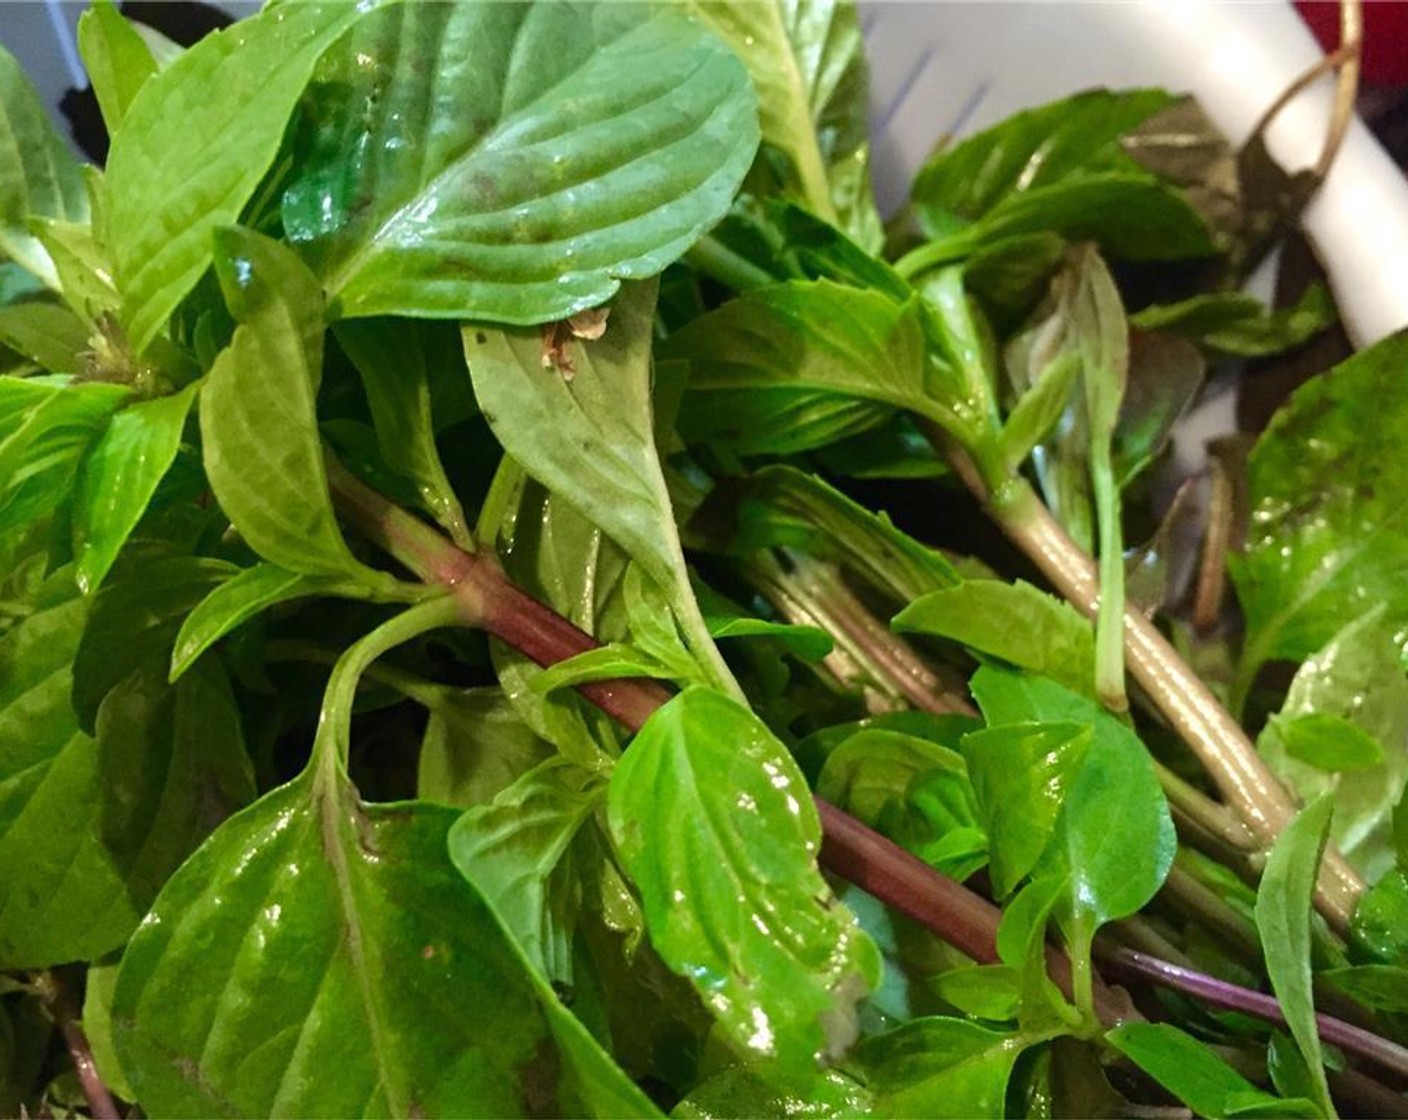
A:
[[0, 44, 87, 288], [930, 965, 1023, 1022], [72, 555, 235, 732], [1234, 331, 1408, 669], [30, 212, 120, 327], [894, 581, 1094, 698], [77, 1, 159, 135], [285, 2, 758, 323], [1320, 964, 1408, 1013], [1256, 795, 1336, 1119], [1106, 1022, 1280, 1120], [816, 727, 969, 828], [105, 2, 368, 351], [1130, 285, 1336, 358], [112, 777, 652, 1118], [334, 319, 469, 546], [448, 757, 606, 985], [971, 666, 1175, 930], [688, 1, 878, 247], [1348, 869, 1408, 967], [855, 1017, 1029, 1119], [697, 464, 960, 604], [201, 227, 388, 586], [668, 279, 939, 455], [1257, 607, 1408, 882], [416, 686, 555, 810], [170, 562, 370, 682], [962, 722, 1091, 898], [607, 688, 880, 1075], [908, 89, 1211, 263], [72, 383, 198, 595], [0, 376, 128, 536], [674, 1066, 872, 1118], [999, 350, 1081, 473], [467, 280, 731, 691], [1271, 713, 1383, 772], [0, 302, 91, 374]]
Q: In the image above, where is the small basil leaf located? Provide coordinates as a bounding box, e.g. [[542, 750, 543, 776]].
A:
[[76, 1, 159, 134], [1106, 1022, 1280, 1120], [855, 1017, 1029, 1119]]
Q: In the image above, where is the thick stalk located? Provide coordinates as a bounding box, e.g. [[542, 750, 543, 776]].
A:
[[987, 477, 1363, 930]]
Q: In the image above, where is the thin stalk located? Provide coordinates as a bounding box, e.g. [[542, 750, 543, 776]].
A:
[[32, 971, 119, 1120], [683, 236, 778, 293], [1100, 948, 1408, 1082], [986, 476, 1363, 931], [1155, 760, 1255, 854], [1090, 456, 1128, 712]]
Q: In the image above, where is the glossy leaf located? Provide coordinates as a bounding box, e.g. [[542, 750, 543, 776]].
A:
[[77, 1, 159, 134], [82, 959, 136, 1103], [930, 965, 1022, 1022], [971, 667, 1175, 932], [674, 1066, 871, 1118], [105, 2, 367, 350], [0, 44, 87, 287], [668, 279, 938, 454], [334, 319, 469, 545], [1255, 795, 1335, 1119], [201, 228, 388, 586], [112, 777, 653, 1118], [285, 2, 758, 323], [698, 582, 834, 663], [1258, 607, 1408, 882], [448, 757, 606, 985], [1320, 964, 1408, 1013], [816, 727, 970, 828], [1107, 1022, 1279, 1120], [894, 580, 1094, 698], [1233, 331, 1408, 668], [1348, 869, 1408, 967], [171, 562, 370, 682], [72, 383, 198, 595], [607, 688, 880, 1075], [855, 1017, 1028, 1119], [961, 722, 1091, 898]]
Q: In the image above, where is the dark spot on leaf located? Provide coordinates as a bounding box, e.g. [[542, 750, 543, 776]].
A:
[[519, 1034, 561, 1118], [475, 331, 487, 345]]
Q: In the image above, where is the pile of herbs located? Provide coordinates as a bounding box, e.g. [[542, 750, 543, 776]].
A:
[[2, 2, 1407, 1117]]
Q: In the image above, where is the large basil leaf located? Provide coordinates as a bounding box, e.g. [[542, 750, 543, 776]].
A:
[[667, 279, 937, 454], [689, 0, 879, 249], [0, 45, 87, 288], [201, 228, 391, 587], [1258, 607, 1408, 883], [284, 2, 758, 323], [1233, 331, 1408, 673], [112, 778, 649, 1118], [105, 3, 367, 351], [72, 383, 199, 595], [607, 687, 880, 1077]]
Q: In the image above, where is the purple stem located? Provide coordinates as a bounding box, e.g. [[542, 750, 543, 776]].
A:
[[1102, 948, 1408, 1080]]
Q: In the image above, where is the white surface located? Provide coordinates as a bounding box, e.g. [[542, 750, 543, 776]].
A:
[[861, 1, 1408, 348]]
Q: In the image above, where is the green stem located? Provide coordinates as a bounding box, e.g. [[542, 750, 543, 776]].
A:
[[1090, 455, 1128, 712], [893, 234, 975, 282], [683, 236, 778, 293], [1155, 761, 1255, 854], [986, 477, 1364, 932]]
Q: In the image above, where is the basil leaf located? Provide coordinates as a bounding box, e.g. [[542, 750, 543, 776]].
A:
[[1130, 285, 1335, 358], [1255, 795, 1336, 1119], [607, 687, 880, 1076], [816, 727, 969, 829], [201, 228, 389, 587], [1107, 1022, 1280, 1120], [0, 44, 87, 288], [1320, 964, 1408, 1013], [1348, 869, 1408, 967], [416, 687, 555, 810], [1258, 606, 1408, 883], [0, 302, 90, 374], [105, 2, 367, 351], [76, 1, 159, 135], [73, 383, 199, 595], [1234, 331, 1408, 670], [286, 3, 758, 323], [855, 1017, 1029, 1119], [112, 778, 651, 1117], [962, 722, 1091, 899], [894, 581, 1094, 699], [448, 757, 607, 985]]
